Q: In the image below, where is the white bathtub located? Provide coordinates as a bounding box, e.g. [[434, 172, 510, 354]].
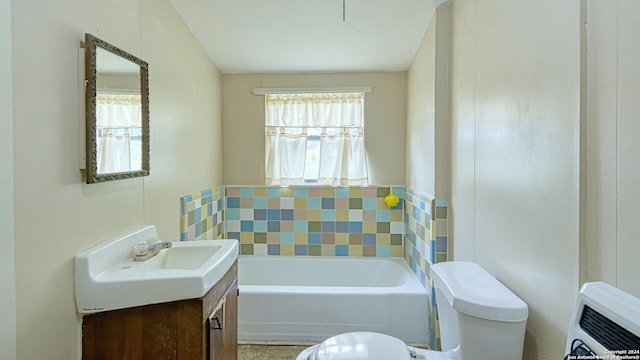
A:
[[238, 256, 428, 345]]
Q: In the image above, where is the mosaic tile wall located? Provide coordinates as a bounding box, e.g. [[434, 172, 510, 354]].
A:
[[179, 187, 225, 240], [404, 187, 448, 350], [225, 186, 405, 256]]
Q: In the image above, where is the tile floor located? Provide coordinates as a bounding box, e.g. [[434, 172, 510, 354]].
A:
[[238, 345, 310, 360]]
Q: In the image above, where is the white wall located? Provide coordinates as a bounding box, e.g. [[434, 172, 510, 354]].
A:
[[0, 0, 17, 359], [11, 0, 222, 358], [406, 10, 436, 196], [222, 73, 407, 185], [586, 0, 640, 297], [448, 0, 581, 358], [406, 7, 449, 199]]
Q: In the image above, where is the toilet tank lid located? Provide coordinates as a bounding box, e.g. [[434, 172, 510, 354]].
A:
[[430, 261, 529, 322]]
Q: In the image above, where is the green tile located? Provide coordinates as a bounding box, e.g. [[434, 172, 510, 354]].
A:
[[377, 222, 390, 233], [240, 244, 254, 255], [188, 210, 195, 226], [254, 232, 267, 244], [391, 234, 403, 245], [308, 245, 322, 256], [349, 198, 363, 209], [436, 253, 447, 263], [435, 206, 448, 219], [376, 187, 390, 197], [308, 221, 321, 232]]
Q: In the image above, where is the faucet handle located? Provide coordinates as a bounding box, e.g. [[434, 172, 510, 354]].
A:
[[133, 242, 149, 257]]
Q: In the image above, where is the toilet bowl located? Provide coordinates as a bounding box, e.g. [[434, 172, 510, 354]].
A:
[[296, 261, 529, 360]]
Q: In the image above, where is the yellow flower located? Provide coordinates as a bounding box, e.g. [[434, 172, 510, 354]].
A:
[[384, 193, 399, 208]]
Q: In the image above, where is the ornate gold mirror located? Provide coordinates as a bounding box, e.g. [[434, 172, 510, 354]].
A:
[[84, 33, 149, 184]]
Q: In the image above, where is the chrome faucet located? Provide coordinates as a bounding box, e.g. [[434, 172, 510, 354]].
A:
[[132, 240, 172, 261]]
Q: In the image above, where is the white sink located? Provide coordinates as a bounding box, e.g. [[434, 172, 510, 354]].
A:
[[75, 225, 238, 314]]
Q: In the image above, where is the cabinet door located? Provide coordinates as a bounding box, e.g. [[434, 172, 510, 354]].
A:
[[209, 301, 225, 360], [222, 280, 238, 360], [208, 280, 238, 360]]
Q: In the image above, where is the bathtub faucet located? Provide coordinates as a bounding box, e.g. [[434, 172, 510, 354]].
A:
[[132, 240, 172, 261]]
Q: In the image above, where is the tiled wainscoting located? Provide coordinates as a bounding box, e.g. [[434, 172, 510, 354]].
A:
[[178, 185, 448, 350], [404, 188, 448, 350], [225, 186, 405, 257], [179, 187, 225, 240]]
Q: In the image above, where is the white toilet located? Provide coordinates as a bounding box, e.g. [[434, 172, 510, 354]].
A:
[[296, 261, 529, 360]]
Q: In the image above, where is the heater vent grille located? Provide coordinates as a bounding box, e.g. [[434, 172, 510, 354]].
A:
[[580, 305, 640, 351]]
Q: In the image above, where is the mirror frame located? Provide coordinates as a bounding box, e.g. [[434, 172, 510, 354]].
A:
[[84, 33, 150, 184]]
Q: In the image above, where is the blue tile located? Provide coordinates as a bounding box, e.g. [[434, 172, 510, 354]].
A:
[[254, 209, 266, 220], [227, 232, 240, 241], [281, 233, 294, 244], [226, 209, 240, 220], [240, 187, 254, 197], [322, 198, 335, 209], [335, 245, 349, 256], [294, 187, 308, 197], [281, 209, 294, 220], [321, 222, 335, 232], [267, 187, 281, 197], [267, 209, 281, 220], [194, 208, 201, 222], [436, 236, 447, 252], [308, 197, 322, 209], [376, 245, 390, 257], [336, 221, 349, 233], [435, 198, 448, 207], [294, 221, 308, 233], [348, 222, 363, 233], [195, 222, 201, 237], [254, 197, 267, 209], [254, 220, 267, 232], [363, 233, 377, 245], [295, 245, 307, 255], [321, 210, 335, 221], [227, 197, 240, 208], [363, 198, 377, 210], [180, 232, 188, 241], [309, 233, 321, 245], [335, 187, 349, 198], [200, 188, 213, 197], [268, 244, 280, 255], [268, 221, 281, 232], [430, 240, 436, 263], [241, 221, 254, 232], [376, 210, 390, 222], [207, 203, 213, 216], [181, 194, 193, 203]]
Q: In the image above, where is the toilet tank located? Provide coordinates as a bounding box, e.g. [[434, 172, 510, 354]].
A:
[[430, 262, 528, 359]]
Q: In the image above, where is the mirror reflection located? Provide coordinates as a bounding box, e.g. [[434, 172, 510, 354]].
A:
[[95, 47, 143, 174], [85, 33, 150, 184]]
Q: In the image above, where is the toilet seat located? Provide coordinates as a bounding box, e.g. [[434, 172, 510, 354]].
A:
[[296, 331, 448, 360], [301, 332, 410, 360]]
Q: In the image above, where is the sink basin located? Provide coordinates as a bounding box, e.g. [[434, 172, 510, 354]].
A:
[[141, 244, 221, 270], [75, 225, 238, 314]]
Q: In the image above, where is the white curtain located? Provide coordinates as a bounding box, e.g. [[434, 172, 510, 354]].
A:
[[96, 93, 142, 174], [265, 93, 368, 185]]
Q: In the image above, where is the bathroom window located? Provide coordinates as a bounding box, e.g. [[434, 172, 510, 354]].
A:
[[264, 92, 368, 186]]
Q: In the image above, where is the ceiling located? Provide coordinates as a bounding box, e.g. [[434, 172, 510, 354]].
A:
[[170, 0, 437, 74]]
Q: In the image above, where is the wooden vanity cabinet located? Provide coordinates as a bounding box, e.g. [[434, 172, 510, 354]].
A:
[[82, 261, 238, 360]]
